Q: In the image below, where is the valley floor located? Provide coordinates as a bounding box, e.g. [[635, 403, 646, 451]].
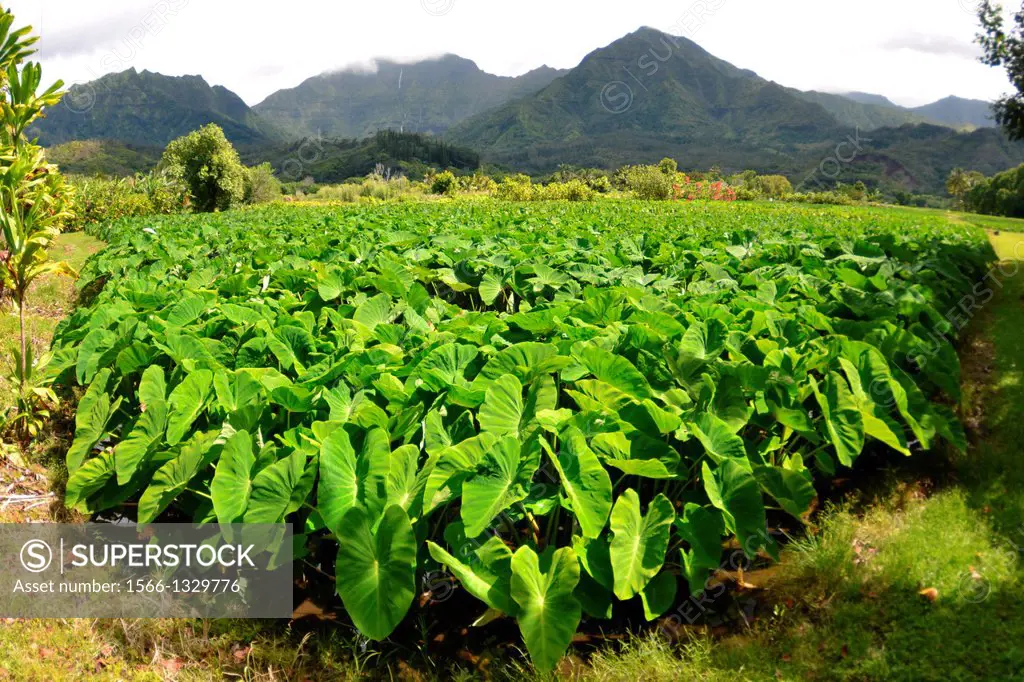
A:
[[0, 208, 1022, 681]]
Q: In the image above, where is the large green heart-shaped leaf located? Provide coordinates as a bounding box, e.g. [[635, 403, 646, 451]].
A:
[[461, 436, 531, 538], [510, 546, 581, 674], [675, 503, 725, 594], [754, 464, 815, 521], [211, 430, 257, 523], [166, 369, 214, 446], [427, 525, 517, 615], [335, 505, 416, 640], [543, 426, 613, 539], [114, 400, 167, 485], [689, 412, 747, 463], [67, 369, 121, 473], [702, 459, 769, 559], [244, 450, 310, 523], [573, 344, 652, 401], [811, 373, 865, 467], [137, 430, 219, 524], [609, 489, 675, 599], [478, 374, 524, 437], [138, 365, 167, 409]]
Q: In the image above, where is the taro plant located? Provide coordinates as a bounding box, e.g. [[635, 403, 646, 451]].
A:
[[53, 201, 985, 673]]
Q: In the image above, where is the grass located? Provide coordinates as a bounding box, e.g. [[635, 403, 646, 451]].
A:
[[3, 210, 1024, 680]]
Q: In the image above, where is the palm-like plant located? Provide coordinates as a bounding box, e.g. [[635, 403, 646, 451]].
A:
[[0, 7, 73, 443]]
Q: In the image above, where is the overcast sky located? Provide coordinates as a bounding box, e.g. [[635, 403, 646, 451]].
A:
[[4, 0, 1014, 108]]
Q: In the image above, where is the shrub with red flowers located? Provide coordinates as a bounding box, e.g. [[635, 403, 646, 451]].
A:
[[672, 175, 738, 202]]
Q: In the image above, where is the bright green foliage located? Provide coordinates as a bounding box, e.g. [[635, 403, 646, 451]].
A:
[[53, 201, 992, 671], [510, 546, 582, 674], [161, 123, 246, 212]]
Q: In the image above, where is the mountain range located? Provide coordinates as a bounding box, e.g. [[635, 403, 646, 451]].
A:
[[30, 27, 1015, 195]]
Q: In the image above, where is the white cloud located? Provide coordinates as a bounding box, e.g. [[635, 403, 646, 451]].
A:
[[4, 0, 1013, 108]]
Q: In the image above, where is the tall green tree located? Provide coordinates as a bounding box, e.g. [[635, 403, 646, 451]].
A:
[[977, 1, 1024, 139], [161, 124, 246, 212], [0, 7, 73, 431]]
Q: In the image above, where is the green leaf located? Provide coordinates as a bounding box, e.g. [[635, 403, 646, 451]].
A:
[[137, 431, 218, 524], [244, 450, 308, 523], [138, 365, 167, 408], [461, 436, 531, 538], [640, 572, 677, 621], [574, 344, 652, 400], [609, 489, 675, 599], [675, 503, 725, 594], [702, 459, 769, 559], [318, 427, 360, 534], [114, 400, 167, 485], [689, 412, 747, 463], [335, 505, 416, 640], [353, 293, 393, 330], [478, 374, 524, 438], [543, 426, 613, 539], [753, 465, 815, 521], [510, 546, 582, 674], [165, 370, 214, 446], [811, 373, 865, 467], [211, 430, 256, 523], [67, 370, 121, 473], [427, 531, 517, 615]]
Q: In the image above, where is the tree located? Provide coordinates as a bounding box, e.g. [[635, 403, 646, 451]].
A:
[[243, 162, 281, 204], [947, 168, 986, 209], [161, 124, 246, 212], [658, 158, 678, 176], [0, 8, 73, 443], [977, 2, 1024, 139]]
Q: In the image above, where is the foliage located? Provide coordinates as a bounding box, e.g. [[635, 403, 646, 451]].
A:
[[48, 200, 990, 671], [47, 140, 161, 177], [0, 7, 75, 434], [977, 1, 1024, 140], [65, 171, 188, 230], [253, 130, 480, 185], [161, 124, 246, 212], [243, 162, 282, 205], [430, 170, 458, 196], [673, 177, 737, 202], [946, 168, 986, 210], [3, 347, 59, 444], [964, 163, 1024, 216], [748, 174, 793, 199], [547, 165, 611, 193], [618, 165, 674, 200]]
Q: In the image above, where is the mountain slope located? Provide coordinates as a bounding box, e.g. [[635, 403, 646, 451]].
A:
[[448, 27, 1024, 194], [909, 96, 994, 130], [842, 92, 899, 108], [794, 90, 931, 130], [448, 28, 846, 169], [31, 68, 280, 147], [253, 55, 567, 139]]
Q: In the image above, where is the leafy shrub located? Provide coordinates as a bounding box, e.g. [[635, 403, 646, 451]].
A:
[[749, 174, 793, 199], [673, 176, 738, 202], [243, 162, 282, 205], [430, 170, 458, 196], [620, 165, 674, 200], [496, 174, 536, 201], [161, 123, 246, 212], [65, 172, 188, 230]]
